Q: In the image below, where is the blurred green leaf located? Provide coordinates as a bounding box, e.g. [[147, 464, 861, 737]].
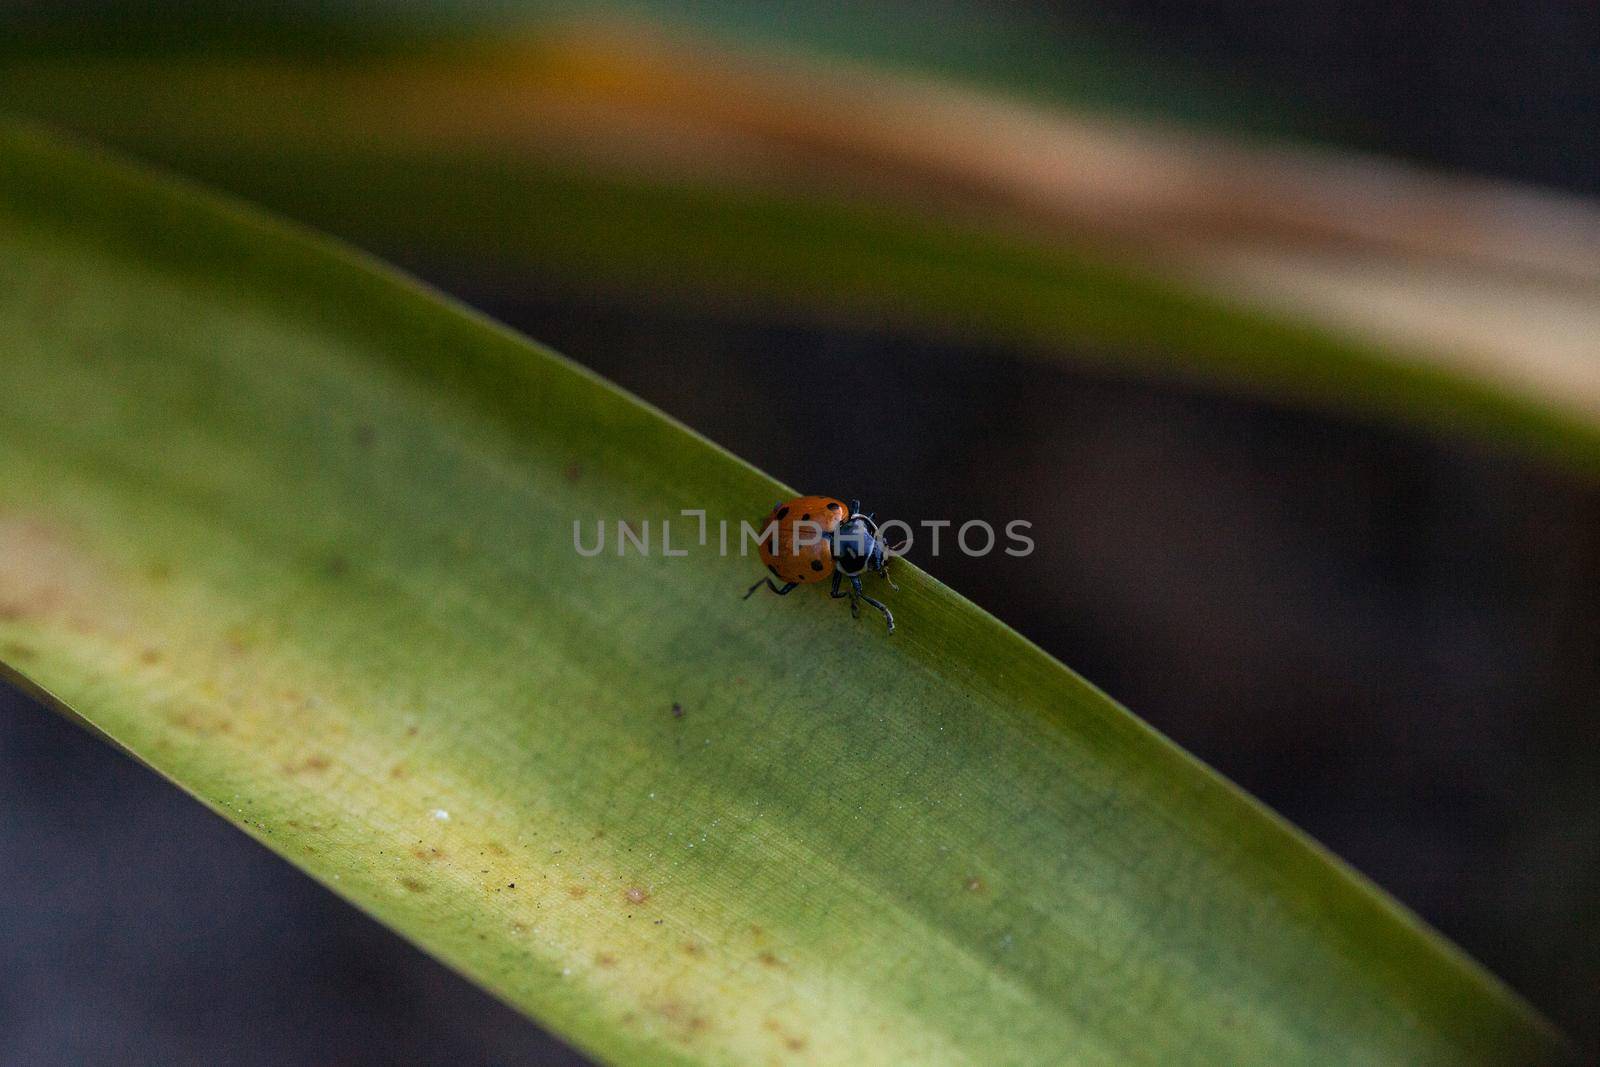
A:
[[3, 24, 1595, 475], [0, 0, 1313, 133], [0, 121, 1565, 1064]]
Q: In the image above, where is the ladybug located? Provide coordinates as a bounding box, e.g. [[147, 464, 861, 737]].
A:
[[742, 496, 898, 633]]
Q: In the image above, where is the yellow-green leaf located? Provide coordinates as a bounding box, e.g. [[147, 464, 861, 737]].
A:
[[0, 121, 1564, 1065]]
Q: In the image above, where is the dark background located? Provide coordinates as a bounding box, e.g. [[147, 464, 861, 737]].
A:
[[3, 3, 1598, 1064], [1085, 1, 1600, 195]]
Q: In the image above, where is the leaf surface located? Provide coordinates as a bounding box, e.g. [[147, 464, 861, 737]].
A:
[[0, 122, 1563, 1066]]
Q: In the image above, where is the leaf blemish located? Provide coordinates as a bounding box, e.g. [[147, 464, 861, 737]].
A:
[[282, 754, 331, 775], [624, 886, 650, 905], [167, 708, 232, 736], [399, 877, 428, 893], [658, 1001, 709, 1034], [762, 1019, 808, 1051], [567, 885, 588, 899]]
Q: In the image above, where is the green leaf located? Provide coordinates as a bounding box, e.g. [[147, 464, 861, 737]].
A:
[[0, 122, 1563, 1064]]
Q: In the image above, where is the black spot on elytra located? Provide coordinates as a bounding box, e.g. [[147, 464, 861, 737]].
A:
[[827, 501, 841, 512], [776, 506, 789, 520], [810, 560, 823, 572], [801, 513, 811, 521]]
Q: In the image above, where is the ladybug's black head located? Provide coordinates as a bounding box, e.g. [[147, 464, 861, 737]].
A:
[[831, 507, 887, 577]]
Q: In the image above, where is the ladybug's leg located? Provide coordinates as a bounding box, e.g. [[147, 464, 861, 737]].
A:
[[832, 575, 857, 617], [744, 577, 798, 599], [849, 575, 895, 633], [860, 594, 893, 633]]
